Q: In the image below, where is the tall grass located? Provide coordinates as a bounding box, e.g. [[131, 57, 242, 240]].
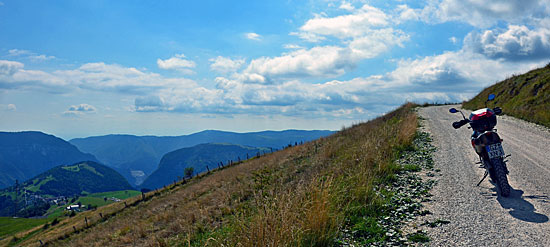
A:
[[212, 103, 418, 246], [15, 103, 417, 247]]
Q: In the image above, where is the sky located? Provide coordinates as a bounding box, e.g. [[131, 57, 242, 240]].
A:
[[1, 0, 549, 140]]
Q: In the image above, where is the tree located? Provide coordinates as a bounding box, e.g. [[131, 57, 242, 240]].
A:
[[184, 167, 194, 179]]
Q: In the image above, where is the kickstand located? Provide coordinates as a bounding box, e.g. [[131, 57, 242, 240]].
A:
[[477, 171, 489, 186]]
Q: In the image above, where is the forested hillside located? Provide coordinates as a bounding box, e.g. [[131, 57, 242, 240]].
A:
[[140, 143, 269, 190], [0, 131, 98, 189]]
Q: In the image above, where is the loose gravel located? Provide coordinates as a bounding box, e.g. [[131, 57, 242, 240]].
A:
[[338, 131, 439, 246]]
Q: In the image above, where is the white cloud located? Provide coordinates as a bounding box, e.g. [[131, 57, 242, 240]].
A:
[[283, 44, 304, 49], [449, 36, 458, 44], [63, 104, 97, 116], [134, 95, 167, 112], [289, 31, 326, 43], [0, 60, 198, 94], [245, 32, 262, 41], [397, 4, 419, 22], [30, 54, 56, 61], [8, 49, 32, 56], [386, 49, 545, 96], [464, 25, 550, 61], [209, 56, 245, 74], [0, 60, 24, 76], [242, 46, 351, 82], [416, 0, 550, 28], [69, 104, 96, 112], [348, 28, 408, 59], [299, 4, 389, 38], [157, 54, 196, 74], [7, 49, 56, 62], [236, 4, 408, 84], [0, 104, 16, 111], [7, 104, 16, 111], [339, 2, 354, 11]]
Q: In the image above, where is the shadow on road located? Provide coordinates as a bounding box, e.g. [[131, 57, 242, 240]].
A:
[[496, 188, 549, 223]]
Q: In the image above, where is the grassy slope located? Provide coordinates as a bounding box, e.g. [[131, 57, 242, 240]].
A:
[[9, 103, 418, 247], [0, 217, 48, 240], [463, 64, 550, 127], [0, 190, 141, 245]]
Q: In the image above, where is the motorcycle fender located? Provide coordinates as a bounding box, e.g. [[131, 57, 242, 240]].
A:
[[473, 131, 502, 156]]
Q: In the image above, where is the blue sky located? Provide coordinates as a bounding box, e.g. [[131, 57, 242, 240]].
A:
[[1, 0, 549, 139]]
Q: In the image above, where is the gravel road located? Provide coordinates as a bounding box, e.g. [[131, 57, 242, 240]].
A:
[[418, 105, 550, 247]]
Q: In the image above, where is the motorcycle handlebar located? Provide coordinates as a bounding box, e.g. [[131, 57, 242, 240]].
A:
[[452, 119, 470, 129], [493, 107, 502, 115]]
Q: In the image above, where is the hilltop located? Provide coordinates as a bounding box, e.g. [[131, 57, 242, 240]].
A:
[[463, 63, 550, 127], [18, 161, 133, 197], [0, 131, 99, 189]]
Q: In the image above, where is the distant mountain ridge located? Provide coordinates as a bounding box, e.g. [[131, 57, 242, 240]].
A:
[[70, 130, 334, 186], [140, 143, 269, 190], [0, 131, 99, 189]]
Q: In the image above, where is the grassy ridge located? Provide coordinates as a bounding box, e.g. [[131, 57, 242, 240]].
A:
[[463, 64, 550, 127], [11, 103, 418, 246]]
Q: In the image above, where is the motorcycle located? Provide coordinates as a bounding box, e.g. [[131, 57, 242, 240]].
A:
[[449, 94, 511, 197]]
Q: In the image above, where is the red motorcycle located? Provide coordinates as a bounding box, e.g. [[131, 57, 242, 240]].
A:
[[449, 94, 510, 197]]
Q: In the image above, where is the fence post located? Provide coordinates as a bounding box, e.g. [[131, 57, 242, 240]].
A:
[[85, 217, 88, 227]]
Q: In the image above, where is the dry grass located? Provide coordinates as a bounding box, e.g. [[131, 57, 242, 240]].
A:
[[13, 103, 418, 247]]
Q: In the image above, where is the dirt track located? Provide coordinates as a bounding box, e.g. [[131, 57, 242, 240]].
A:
[[418, 105, 550, 246]]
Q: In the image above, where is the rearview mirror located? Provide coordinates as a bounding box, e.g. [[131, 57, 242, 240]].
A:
[[488, 94, 495, 101], [449, 108, 458, 113]]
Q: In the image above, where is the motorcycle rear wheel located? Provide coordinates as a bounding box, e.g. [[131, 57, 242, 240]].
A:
[[492, 158, 510, 197]]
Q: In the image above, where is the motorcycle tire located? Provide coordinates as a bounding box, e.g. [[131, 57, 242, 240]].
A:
[[488, 168, 497, 183], [492, 158, 510, 197]]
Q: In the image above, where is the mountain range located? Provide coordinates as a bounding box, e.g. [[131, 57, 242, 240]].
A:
[[70, 130, 334, 186], [0, 131, 98, 189]]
